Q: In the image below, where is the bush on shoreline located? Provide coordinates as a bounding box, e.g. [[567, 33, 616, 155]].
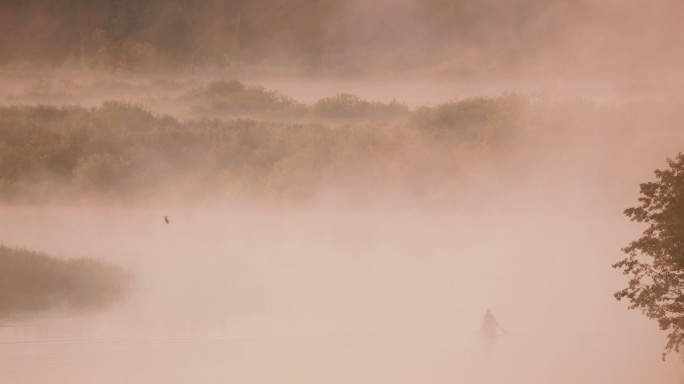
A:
[[0, 245, 130, 316]]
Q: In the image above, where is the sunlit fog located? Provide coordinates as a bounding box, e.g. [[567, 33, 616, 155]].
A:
[[1, 1, 684, 383]]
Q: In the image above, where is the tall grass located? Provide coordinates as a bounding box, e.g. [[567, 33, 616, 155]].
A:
[[0, 246, 130, 316]]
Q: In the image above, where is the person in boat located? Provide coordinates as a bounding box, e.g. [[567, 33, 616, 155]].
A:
[[482, 308, 499, 340], [481, 308, 504, 361]]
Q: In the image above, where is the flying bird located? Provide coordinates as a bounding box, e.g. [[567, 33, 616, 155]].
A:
[[164, 216, 169, 224]]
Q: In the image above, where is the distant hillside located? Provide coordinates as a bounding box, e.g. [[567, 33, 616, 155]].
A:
[[2, 0, 679, 76]]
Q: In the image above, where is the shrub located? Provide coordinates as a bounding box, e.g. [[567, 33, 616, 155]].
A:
[[183, 80, 307, 119], [409, 93, 526, 146], [311, 93, 408, 121], [0, 246, 130, 316]]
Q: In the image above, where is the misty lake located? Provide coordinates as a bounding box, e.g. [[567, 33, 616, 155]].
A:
[[4, 0, 684, 382], [1, 205, 682, 383]]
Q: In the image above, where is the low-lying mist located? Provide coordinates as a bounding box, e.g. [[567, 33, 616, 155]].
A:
[[1, 201, 681, 383], [2, 81, 684, 382], [3, 0, 684, 382]]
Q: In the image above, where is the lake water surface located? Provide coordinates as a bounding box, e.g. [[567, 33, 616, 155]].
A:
[[1, 205, 683, 384]]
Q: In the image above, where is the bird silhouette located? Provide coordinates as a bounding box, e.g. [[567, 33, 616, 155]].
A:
[[164, 216, 169, 224]]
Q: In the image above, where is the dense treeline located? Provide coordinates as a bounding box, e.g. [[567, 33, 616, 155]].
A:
[[0, 0, 584, 73], [0, 91, 525, 202], [182, 80, 410, 121], [0, 0, 335, 69], [0, 245, 130, 315], [3, 1, 683, 76]]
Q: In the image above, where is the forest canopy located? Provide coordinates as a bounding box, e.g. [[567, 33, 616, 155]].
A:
[[0, 89, 526, 203], [2, 0, 682, 76]]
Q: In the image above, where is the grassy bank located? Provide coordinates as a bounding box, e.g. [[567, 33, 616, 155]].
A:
[[0, 245, 130, 316]]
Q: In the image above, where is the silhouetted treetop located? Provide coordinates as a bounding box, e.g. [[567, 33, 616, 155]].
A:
[[614, 153, 684, 359]]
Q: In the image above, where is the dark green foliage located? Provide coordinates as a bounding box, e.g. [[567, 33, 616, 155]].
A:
[[0, 245, 130, 315], [614, 153, 684, 359]]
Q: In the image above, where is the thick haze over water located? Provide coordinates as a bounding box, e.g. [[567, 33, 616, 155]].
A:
[[0, 201, 682, 384], [2, 0, 684, 383]]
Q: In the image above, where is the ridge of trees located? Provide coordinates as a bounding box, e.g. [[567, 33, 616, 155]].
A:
[[0, 92, 525, 202], [0, 0, 579, 72]]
